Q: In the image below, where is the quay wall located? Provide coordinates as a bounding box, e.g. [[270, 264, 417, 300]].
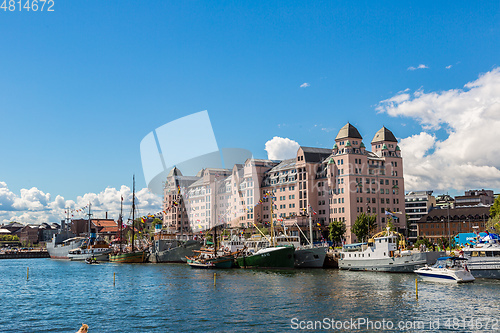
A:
[[0, 251, 50, 259]]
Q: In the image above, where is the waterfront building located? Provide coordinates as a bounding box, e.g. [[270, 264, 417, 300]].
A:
[[163, 167, 200, 233], [161, 123, 406, 244], [405, 191, 436, 242], [37, 223, 59, 243], [19, 225, 39, 245], [416, 206, 491, 243], [70, 218, 118, 239], [435, 194, 455, 209], [1, 222, 24, 236], [455, 189, 495, 207], [324, 124, 406, 243]]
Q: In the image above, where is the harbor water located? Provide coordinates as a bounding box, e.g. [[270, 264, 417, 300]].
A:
[[1, 259, 499, 332]]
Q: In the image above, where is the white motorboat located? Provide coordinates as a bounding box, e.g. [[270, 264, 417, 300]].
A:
[[414, 257, 475, 283]]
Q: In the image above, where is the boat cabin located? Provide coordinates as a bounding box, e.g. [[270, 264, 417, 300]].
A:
[[341, 234, 398, 260]]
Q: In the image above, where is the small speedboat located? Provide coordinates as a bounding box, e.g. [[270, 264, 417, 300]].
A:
[[414, 257, 475, 283], [85, 257, 99, 265]]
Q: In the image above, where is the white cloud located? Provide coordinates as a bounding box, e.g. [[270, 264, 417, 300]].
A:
[[0, 182, 162, 225], [446, 65, 453, 69], [377, 67, 500, 192], [300, 82, 310, 88], [265, 137, 300, 160], [407, 64, 429, 71]]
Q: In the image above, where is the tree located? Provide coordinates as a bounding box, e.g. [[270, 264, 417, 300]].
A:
[[438, 237, 450, 250], [490, 195, 500, 218], [414, 236, 432, 249], [351, 213, 377, 242], [486, 216, 500, 233], [328, 220, 346, 245]]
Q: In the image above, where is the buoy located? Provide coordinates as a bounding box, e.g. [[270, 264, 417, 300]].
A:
[[113, 272, 116, 286], [214, 272, 216, 286]]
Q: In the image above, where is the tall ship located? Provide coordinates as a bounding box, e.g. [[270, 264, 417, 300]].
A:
[[109, 176, 147, 263], [462, 231, 500, 279], [339, 228, 444, 272]]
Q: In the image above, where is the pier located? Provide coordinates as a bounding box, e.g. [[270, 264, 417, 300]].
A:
[[0, 250, 50, 260]]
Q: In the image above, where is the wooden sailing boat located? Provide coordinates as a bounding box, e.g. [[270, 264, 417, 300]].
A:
[[109, 176, 146, 263]]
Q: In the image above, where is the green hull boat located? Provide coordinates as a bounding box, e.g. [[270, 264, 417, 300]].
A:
[[237, 246, 294, 269], [109, 251, 146, 263]]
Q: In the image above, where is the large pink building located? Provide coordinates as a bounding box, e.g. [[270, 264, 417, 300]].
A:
[[162, 123, 406, 243]]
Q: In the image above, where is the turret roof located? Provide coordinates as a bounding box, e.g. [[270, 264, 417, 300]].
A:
[[372, 127, 398, 143], [335, 123, 362, 140]]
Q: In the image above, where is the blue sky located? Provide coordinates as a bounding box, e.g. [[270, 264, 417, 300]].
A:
[[1, 1, 499, 223]]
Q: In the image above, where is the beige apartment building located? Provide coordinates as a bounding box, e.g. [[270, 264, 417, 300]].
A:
[[162, 123, 406, 243]]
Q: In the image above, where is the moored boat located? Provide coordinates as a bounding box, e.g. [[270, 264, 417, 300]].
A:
[[47, 236, 85, 259], [462, 231, 500, 279], [150, 234, 202, 263], [109, 250, 146, 263], [109, 176, 146, 263], [186, 249, 235, 269], [339, 228, 444, 272], [414, 257, 475, 283], [236, 193, 295, 269], [236, 246, 294, 269]]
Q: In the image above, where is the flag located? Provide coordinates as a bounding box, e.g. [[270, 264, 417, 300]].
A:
[[317, 223, 321, 227]]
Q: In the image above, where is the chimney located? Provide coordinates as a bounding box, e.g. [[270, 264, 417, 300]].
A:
[[106, 212, 108, 219]]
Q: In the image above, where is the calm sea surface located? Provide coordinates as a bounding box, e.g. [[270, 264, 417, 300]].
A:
[[1, 259, 499, 332]]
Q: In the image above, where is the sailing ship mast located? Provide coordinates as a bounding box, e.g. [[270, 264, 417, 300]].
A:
[[87, 203, 92, 239], [270, 192, 275, 247], [131, 175, 136, 253], [118, 196, 123, 253], [308, 208, 313, 249]]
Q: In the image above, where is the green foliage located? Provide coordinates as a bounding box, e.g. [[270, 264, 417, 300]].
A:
[[260, 227, 269, 235], [487, 215, 500, 233], [386, 217, 395, 231], [351, 213, 377, 242], [414, 237, 433, 249], [490, 196, 500, 218], [437, 237, 450, 250], [152, 218, 163, 227], [328, 220, 346, 244]]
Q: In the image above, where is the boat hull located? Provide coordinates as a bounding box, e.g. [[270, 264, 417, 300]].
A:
[[237, 247, 294, 269], [150, 240, 202, 263], [339, 252, 445, 272], [186, 255, 234, 269], [109, 251, 146, 263], [68, 250, 111, 261], [294, 247, 327, 268], [47, 239, 84, 259], [463, 257, 500, 279], [415, 269, 475, 283]]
